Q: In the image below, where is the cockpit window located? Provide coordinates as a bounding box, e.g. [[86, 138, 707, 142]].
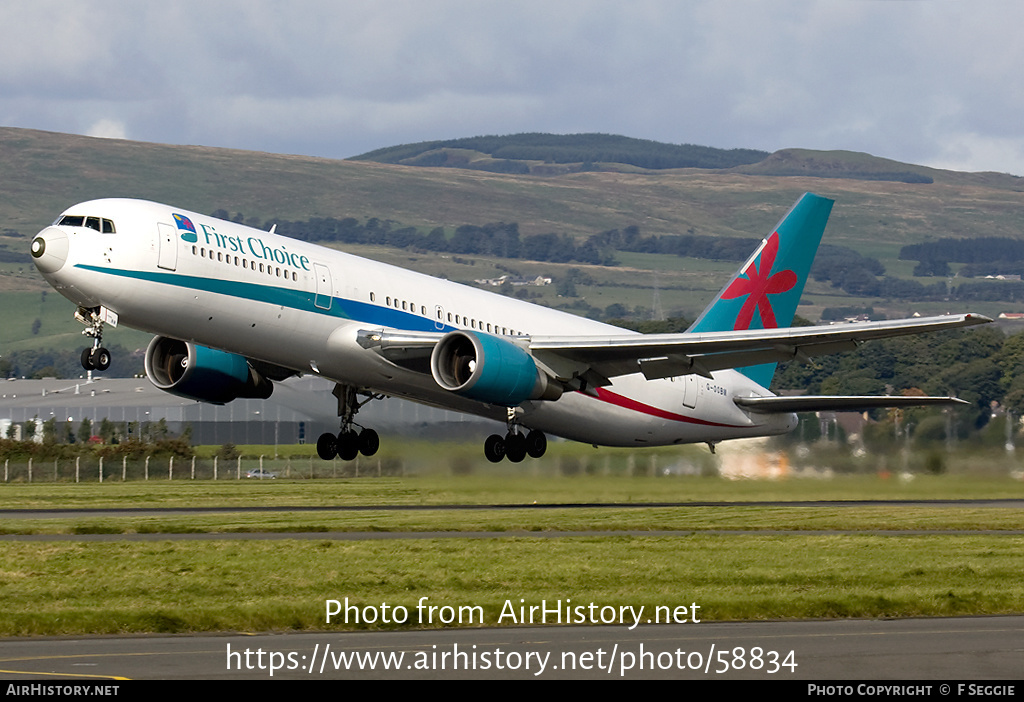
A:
[[55, 215, 116, 233]]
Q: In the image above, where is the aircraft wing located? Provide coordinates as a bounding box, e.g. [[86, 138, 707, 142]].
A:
[[525, 313, 991, 383], [364, 313, 991, 388]]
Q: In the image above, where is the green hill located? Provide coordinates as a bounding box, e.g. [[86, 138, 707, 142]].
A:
[[351, 134, 1024, 190], [3, 126, 1022, 242], [735, 148, 1024, 189], [351, 132, 770, 174]]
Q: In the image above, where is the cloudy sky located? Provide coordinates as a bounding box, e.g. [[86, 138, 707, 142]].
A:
[[3, 1, 1023, 175]]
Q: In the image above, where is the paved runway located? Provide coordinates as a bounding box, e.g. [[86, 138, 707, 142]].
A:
[[0, 616, 1019, 680], [1, 497, 1022, 519]]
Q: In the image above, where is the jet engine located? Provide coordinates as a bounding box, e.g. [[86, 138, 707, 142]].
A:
[[145, 336, 273, 404], [430, 330, 561, 406]]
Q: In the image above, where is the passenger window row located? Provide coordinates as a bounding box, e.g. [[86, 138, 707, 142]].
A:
[[192, 245, 299, 282], [368, 292, 524, 336]]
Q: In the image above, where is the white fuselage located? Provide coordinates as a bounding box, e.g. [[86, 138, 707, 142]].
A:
[[34, 199, 796, 447]]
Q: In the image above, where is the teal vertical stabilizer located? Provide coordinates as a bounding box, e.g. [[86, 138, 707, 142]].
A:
[[687, 192, 834, 388]]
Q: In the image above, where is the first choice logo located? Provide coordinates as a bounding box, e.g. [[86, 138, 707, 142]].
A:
[[174, 213, 198, 242], [176, 214, 311, 272]]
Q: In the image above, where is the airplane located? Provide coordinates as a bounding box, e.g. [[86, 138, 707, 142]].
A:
[[29, 192, 990, 462]]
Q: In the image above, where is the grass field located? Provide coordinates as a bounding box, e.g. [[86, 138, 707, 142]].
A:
[[2, 534, 1019, 635], [0, 470, 1021, 636]]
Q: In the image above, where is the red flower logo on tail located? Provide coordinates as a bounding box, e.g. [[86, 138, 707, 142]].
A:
[[720, 231, 797, 330]]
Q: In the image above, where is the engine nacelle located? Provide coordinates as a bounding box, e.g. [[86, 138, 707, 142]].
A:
[[145, 336, 273, 405], [430, 330, 562, 406]]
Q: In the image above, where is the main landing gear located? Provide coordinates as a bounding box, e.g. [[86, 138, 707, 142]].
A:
[[483, 407, 547, 463], [76, 307, 111, 371], [316, 384, 382, 461]]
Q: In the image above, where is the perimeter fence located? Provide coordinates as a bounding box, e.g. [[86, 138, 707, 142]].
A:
[[0, 454, 406, 482], [0, 449, 715, 482]]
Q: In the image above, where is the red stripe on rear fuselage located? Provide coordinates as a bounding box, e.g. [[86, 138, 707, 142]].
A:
[[592, 387, 741, 428]]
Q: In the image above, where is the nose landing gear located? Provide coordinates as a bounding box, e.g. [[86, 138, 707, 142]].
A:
[[75, 307, 111, 371]]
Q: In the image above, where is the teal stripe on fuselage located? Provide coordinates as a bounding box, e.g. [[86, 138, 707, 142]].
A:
[[75, 264, 450, 334]]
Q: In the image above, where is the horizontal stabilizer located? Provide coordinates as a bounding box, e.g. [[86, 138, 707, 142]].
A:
[[734, 395, 968, 414]]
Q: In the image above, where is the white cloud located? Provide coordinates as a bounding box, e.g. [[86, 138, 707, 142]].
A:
[[85, 119, 128, 140], [925, 133, 1024, 176], [1, 0, 1023, 174]]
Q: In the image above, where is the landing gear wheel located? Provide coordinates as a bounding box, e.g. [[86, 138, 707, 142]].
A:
[[81, 346, 111, 371], [316, 432, 338, 460], [525, 430, 547, 458], [337, 430, 360, 461], [92, 347, 111, 371], [484, 434, 506, 463], [359, 428, 379, 457], [504, 432, 527, 463]]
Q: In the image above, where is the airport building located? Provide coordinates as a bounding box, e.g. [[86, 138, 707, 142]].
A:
[[0, 376, 501, 447]]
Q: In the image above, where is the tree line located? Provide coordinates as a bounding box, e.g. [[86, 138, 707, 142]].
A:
[[900, 237, 1024, 265], [1, 344, 139, 380], [774, 322, 1022, 426], [1, 416, 193, 460], [900, 236, 1024, 278], [352, 133, 770, 170]]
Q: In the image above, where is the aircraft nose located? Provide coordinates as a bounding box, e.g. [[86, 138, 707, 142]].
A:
[[31, 226, 69, 274]]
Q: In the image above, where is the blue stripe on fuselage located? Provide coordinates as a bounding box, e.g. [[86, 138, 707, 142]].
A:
[[74, 264, 450, 333]]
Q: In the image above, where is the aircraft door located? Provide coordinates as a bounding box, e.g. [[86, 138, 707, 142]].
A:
[[314, 263, 332, 310], [434, 304, 445, 331], [156, 223, 177, 271], [682, 374, 698, 409]]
